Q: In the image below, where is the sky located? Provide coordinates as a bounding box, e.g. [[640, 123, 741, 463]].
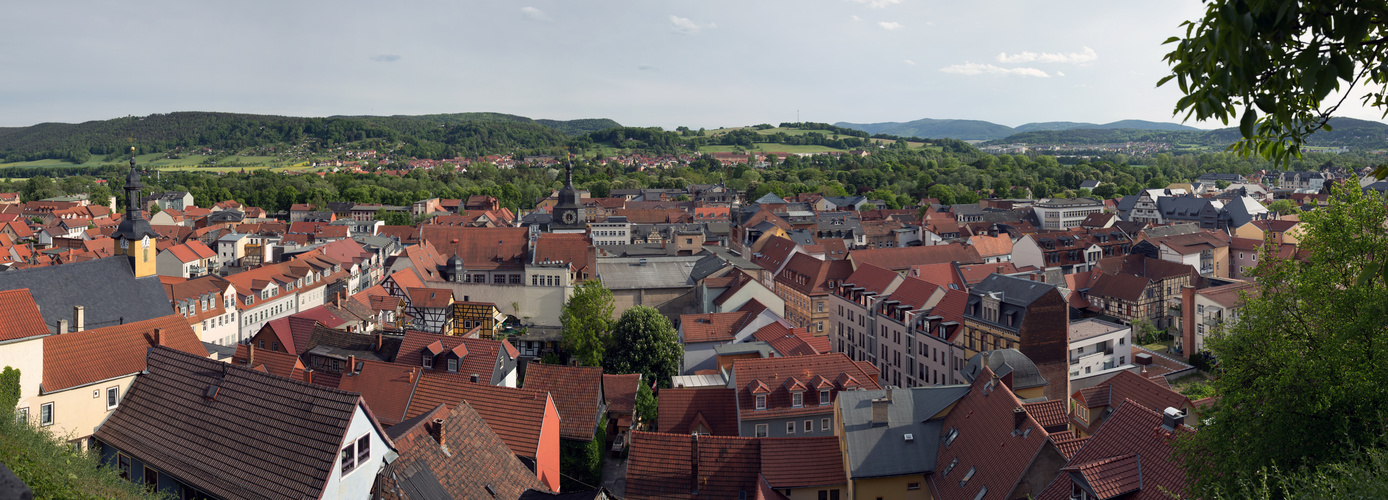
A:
[[2, 1, 1383, 130]]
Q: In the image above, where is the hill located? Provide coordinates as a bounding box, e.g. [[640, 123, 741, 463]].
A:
[[0, 112, 620, 163], [991, 117, 1388, 149], [833, 118, 1016, 141]]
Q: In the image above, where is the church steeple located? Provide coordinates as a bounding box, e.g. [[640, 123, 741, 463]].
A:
[[113, 147, 158, 277]]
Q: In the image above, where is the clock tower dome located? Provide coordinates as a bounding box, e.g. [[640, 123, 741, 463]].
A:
[[111, 147, 159, 278], [552, 162, 585, 232]]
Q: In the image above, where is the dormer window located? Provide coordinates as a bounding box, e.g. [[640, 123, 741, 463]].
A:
[[755, 395, 766, 410], [819, 389, 830, 405], [447, 358, 458, 373], [422, 354, 434, 369], [791, 392, 803, 408]]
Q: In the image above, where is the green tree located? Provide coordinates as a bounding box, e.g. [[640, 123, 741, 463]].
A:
[[603, 305, 683, 389], [375, 208, 413, 226], [1179, 183, 1388, 496], [1159, 1, 1388, 164], [1092, 182, 1118, 199], [926, 184, 955, 205], [560, 280, 615, 367], [636, 381, 657, 430], [1267, 198, 1299, 216]]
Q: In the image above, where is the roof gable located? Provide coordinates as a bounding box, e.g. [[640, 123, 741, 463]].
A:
[[523, 363, 606, 440]]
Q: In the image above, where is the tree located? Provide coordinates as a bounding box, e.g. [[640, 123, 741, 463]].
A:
[[1092, 182, 1118, 199], [926, 184, 955, 205], [1267, 198, 1299, 216], [603, 305, 683, 388], [1216, 179, 1232, 190], [375, 208, 412, 226], [1179, 182, 1388, 496], [1159, 1, 1388, 165], [636, 381, 657, 430], [560, 280, 614, 367]]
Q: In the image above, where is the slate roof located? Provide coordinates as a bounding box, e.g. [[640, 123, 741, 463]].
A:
[[95, 347, 377, 500], [839, 386, 971, 480], [43, 314, 207, 393], [959, 349, 1049, 392], [964, 274, 1060, 333], [930, 366, 1053, 500], [657, 387, 740, 436], [0, 256, 172, 333], [1037, 400, 1192, 500], [0, 289, 49, 342], [603, 373, 642, 414], [377, 401, 549, 500], [523, 363, 606, 441]]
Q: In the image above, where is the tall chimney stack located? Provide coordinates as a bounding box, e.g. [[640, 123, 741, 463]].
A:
[[247, 343, 256, 367], [347, 355, 357, 374], [1013, 406, 1027, 430], [58, 319, 68, 334], [153, 328, 164, 346], [432, 418, 447, 447], [73, 306, 85, 332]]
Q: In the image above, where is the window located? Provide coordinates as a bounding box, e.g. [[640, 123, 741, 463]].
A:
[[106, 387, 120, 410], [792, 392, 803, 408], [755, 424, 768, 437], [357, 436, 370, 464], [907, 482, 921, 490], [341, 444, 356, 474], [15, 407, 27, 425], [820, 389, 830, 405], [447, 358, 458, 372], [143, 466, 158, 490], [959, 466, 976, 487], [39, 403, 53, 426], [755, 395, 766, 410], [786, 422, 795, 435], [822, 418, 831, 431], [1118, 337, 1124, 345], [117, 453, 131, 480]]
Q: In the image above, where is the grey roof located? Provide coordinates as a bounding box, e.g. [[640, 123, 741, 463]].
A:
[[1115, 194, 1139, 213], [1142, 222, 1203, 238], [690, 254, 731, 283], [1157, 196, 1223, 220], [714, 341, 777, 357], [1080, 180, 1102, 189], [822, 195, 867, 209], [964, 274, 1059, 333], [206, 210, 245, 223], [0, 257, 172, 333], [596, 256, 702, 289], [754, 193, 785, 204], [218, 232, 251, 242], [1222, 196, 1269, 228], [785, 229, 817, 246], [960, 349, 1048, 390], [951, 204, 986, 216], [703, 246, 760, 270], [838, 386, 971, 479]]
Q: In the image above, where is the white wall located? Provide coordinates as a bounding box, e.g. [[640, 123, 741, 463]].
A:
[[0, 336, 45, 414], [325, 403, 392, 500]]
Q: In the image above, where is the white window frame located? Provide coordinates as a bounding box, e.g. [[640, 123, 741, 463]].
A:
[[755, 424, 768, 437], [39, 402, 53, 426], [791, 391, 803, 408], [755, 394, 766, 410], [106, 387, 120, 410], [820, 389, 830, 405], [15, 407, 27, 425], [821, 417, 831, 431], [422, 354, 433, 369], [786, 421, 795, 435]]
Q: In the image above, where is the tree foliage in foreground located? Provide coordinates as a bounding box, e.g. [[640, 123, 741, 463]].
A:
[[603, 305, 683, 389], [1179, 183, 1388, 495], [1160, 0, 1388, 165], [560, 280, 614, 367]]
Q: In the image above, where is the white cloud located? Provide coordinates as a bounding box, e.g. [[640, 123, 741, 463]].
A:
[[520, 6, 549, 21], [851, 15, 862, 21], [996, 46, 1097, 64], [878, 21, 902, 30], [903, 59, 916, 66], [1057, 71, 1065, 77], [670, 15, 716, 34], [845, 0, 902, 8], [940, 62, 1050, 78]]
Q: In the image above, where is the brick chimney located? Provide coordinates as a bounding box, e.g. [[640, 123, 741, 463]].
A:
[[247, 343, 256, 367], [73, 306, 85, 332], [153, 328, 164, 346], [432, 418, 447, 446], [306, 370, 314, 384], [347, 355, 356, 374], [375, 332, 383, 350], [1013, 406, 1027, 430]]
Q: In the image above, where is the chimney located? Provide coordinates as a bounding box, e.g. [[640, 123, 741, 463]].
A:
[[347, 355, 357, 374], [247, 343, 256, 367], [58, 319, 68, 334], [153, 328, 164, 346], [432, 418, 447, 446], [73, 306, 85, 332], [1013, 406, 1027, 430], [375, 333, 383, 350], [470, 374, 479, 383], [871, 388, 893, 426], [306, 370, 314, 384], [1162, 407, 1185, 431], [999, 370, 1014, 391]]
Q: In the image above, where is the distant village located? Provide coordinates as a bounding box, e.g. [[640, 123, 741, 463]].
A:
[[0, 154, 1367, 499]]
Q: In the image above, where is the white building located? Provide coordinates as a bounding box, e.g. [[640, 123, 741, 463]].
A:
[[1068, 318, 1132, 379], [1034, 198, 1104, 230], [588, 216, 632, 246]]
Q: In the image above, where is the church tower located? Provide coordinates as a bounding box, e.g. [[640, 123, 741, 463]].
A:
[[551, 162, 585, 233], [112, 147, 159, 278]]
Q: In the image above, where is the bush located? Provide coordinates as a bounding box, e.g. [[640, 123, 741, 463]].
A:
[[559, 415, 607, 492]]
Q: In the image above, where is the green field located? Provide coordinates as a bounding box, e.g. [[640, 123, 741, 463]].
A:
[[699, 144, 847, 154], [0, 151, 329, 173]]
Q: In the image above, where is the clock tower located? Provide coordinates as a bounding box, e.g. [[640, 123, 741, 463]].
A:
[[551, 163, 585, 233], [112, 147, 159, 278]]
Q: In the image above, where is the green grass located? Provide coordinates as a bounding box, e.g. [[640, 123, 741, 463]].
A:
[[698, 144, 848, 154]]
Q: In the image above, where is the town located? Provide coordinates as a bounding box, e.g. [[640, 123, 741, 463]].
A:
[[0, 141, 1358, 499]]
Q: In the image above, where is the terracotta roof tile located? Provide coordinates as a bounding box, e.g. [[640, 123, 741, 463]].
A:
[[911, 262, 966, 291], [403, 371, 553, 461], [380, 400, 548, 499], [734, 353, 881, 420], [759, 436, 846, 489], [1037, 400, 1192, 500], [627, 432, 761, 499], [967, 234, 1014, 258], [751, 322, 819, 357], [852, 243, 982, 272], [842, 263, 901, 294], [523, 363, 606, 440], [0, 289, 49, 342], [603, 373, 642, 414], [396, 330, 510, 385], [94, 347, 369, 500], [422, 226, 531, 271], [1052, 434, 1089, 460], [930, 366, 1051, 500], [1023, 399, 1070, 431], [231, 344, 306, 382], [658, 387, 739, 436], [680, 311, 752, 343], [407, 287, 453, 308], [42, 314, 207, 392]]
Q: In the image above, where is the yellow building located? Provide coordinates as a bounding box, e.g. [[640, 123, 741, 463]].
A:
[[112, 150, 159, 278]]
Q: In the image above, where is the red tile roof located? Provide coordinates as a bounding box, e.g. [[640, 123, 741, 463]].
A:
[[1024, 399, 1070, 430], [751, 321, 820, 357], [759, 436, 847, 489], [851, 243, 982, 272], [43, 314, 207, 392], [680, 311, 752, 343], [930, 366, 1052, 500], [380, 400, 548, 499], [402, 371, 553, 460], [657, 387, 739, 436], [231, 344, 307, 382], [396, 330, 510, 384], [776, 252, 853, 297], [407, 287, 453, 308], [1037, 400, 1192, 500], [627, 432, 761, 499], [534, 232, 598, 280], [889, 276, 944, 309], [422, 226, 531, 271], [733, 353, 881, 420], [967, 234, 1014, 258], [523, 363, 606, 440], [911, 262, 967, 291], [1074, 370, 1192, 415], [0, 289, 49, 342], [1052, 434, 1088, 460], [604, 373, 642, 414], [842, 263, 901, 294], [334, 359, 420, 426]]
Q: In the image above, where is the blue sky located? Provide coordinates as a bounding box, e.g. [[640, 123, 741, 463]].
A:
[[2, 1, 1380, 130]]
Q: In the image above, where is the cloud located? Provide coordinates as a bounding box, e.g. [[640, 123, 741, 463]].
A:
[[520, 6, 550, 21], [845, 0, 901, 8], [851, 15, 862, 21], [940, 62, 1050, 78], [370, 54, 401, 63], [996, 46, 1097, 64], [903, 59, 916, 66], [878, 21, 902, 30], [1057, 71, 1065, 77], [670, 15, 716, 34]]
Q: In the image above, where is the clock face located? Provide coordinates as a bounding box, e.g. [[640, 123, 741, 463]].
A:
[[562, 211, 577, 224]]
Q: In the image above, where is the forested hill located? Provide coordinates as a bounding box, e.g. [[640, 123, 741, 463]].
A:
[[0, 112, 620, 163], [836, 117, 1200, 140], [991, 117, 1388, 149]]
